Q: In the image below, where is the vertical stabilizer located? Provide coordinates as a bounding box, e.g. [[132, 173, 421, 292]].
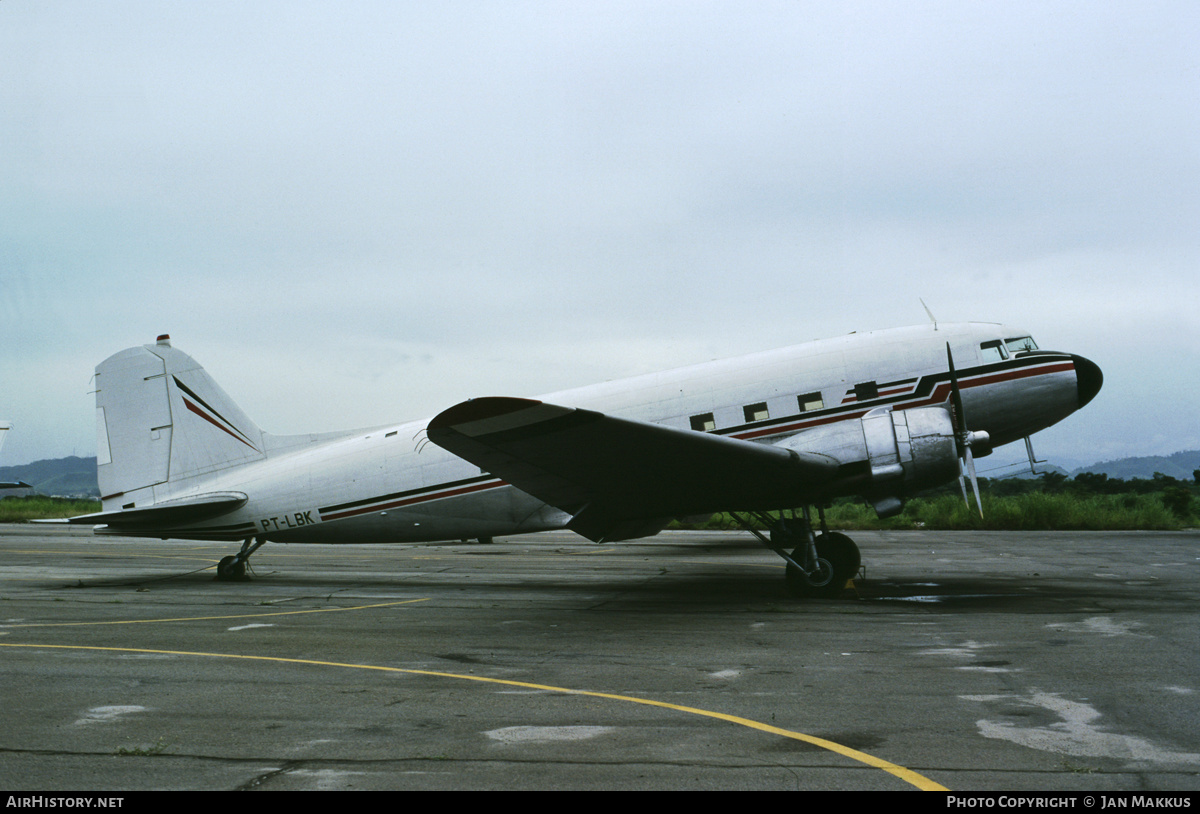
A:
[[95, 336, 266, 505]]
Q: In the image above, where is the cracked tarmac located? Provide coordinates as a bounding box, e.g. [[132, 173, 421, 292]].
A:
[[1, 524, 1198, 791]]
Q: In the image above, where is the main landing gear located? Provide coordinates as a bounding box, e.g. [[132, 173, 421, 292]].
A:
[[731, 507, 861, 598], [215, 537, 267, 582]]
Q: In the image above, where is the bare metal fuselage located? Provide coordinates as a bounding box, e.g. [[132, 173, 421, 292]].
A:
[[91, 322, 1099, 544]]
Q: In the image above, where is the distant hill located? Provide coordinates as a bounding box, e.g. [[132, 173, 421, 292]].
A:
[[1072, 450, 1200, 481], [1006, 464, 1069, 480], [0, 456, 98, 497]]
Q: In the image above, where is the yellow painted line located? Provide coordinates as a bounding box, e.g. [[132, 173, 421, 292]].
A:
[[0, 641, 947, 791], [0, 598, 429, 628]]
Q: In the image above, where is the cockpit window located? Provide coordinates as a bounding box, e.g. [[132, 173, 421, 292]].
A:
[[1005, 336, 1038, 355], [980, 340, 1009, 363]]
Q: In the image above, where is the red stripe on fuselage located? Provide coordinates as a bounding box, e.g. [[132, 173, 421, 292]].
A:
[[320, 479, 507, 522], [734, 359, 1074, 441]]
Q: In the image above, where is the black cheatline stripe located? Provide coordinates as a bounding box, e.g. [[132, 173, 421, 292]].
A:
[[877, 376, 919, 388], [714, 353, 1072, 438], [319, 474, 499, 515]]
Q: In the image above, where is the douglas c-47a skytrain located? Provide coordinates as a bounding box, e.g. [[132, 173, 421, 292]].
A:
[[66, 322, 1101, 596]]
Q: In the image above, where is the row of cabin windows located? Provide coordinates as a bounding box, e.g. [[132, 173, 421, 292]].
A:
[[689, 391, 825, 432], [689, 336, 1042, 433]]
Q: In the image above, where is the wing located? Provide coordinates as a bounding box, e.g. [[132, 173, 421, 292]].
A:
[[427, 397, 837, 542]]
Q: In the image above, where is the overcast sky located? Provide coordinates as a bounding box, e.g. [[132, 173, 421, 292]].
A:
[[2, 1, 1197, 473]]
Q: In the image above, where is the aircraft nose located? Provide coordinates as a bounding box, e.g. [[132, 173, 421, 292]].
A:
[[1072, 355, 1103, 408]]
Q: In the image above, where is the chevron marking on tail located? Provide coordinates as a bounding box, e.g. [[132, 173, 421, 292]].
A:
[[173, 376, 260, 451]]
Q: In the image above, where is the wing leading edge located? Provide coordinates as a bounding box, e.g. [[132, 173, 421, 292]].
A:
[[427, 397, 837, 542]]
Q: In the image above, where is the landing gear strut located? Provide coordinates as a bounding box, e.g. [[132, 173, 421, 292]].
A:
[[732, 507, 861, 598], [215, 537, 267, 582]]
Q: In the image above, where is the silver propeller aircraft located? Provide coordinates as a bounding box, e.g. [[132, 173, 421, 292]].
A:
[[68, 322, 1101, 596]]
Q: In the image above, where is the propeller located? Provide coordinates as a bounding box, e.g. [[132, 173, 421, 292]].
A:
[[945, 343, 988, 519]]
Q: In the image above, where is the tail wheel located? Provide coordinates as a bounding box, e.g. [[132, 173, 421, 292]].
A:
[[216, 555, 246, 581]]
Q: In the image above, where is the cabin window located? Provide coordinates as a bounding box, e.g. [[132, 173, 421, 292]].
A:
[[853, 381, 878, 401], [743, 402, 769, 422], [798, 392, 824, 412], [1005, 336, 1038, 355], [690, 413, 716, 432], [980, 340, 1008, 363]]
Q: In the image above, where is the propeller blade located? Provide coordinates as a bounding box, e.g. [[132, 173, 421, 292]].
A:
[[947, 343, 984, 518], [946, 343, 966, 437], [965, 445, 984, 519]]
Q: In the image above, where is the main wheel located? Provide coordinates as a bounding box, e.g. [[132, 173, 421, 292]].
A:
[[784, 533, 860, 598], [816, 532, 860, 582], [785, 551, 836, 597]]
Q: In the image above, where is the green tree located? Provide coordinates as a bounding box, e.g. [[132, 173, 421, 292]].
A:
[[1161, 485, 1193, 519], [1039, 471, 1068, 493]]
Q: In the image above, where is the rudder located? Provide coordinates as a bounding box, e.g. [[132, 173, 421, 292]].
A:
[[95, 335, 266, 507]]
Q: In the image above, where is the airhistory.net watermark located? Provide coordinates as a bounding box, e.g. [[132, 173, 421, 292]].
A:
[[6, 799, 124, 809]]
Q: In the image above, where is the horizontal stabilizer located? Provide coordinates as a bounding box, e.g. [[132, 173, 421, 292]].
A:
[[427, 397, 837, 542], [66, 491, 248, 528]]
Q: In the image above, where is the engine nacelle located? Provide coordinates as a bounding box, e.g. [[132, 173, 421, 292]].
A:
[[778, 406, 961, 517]]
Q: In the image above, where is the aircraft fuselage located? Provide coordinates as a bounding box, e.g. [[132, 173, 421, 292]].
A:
[[92, 322, 1101, 544]]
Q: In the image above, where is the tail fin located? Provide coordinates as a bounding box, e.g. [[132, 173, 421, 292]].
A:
[[95, 335, 266, 505]]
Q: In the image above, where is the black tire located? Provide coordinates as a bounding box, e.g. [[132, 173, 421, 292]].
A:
[[784, 533, 860, 598], [785, 552, 835, 597], [816, 532, 861, 582]]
